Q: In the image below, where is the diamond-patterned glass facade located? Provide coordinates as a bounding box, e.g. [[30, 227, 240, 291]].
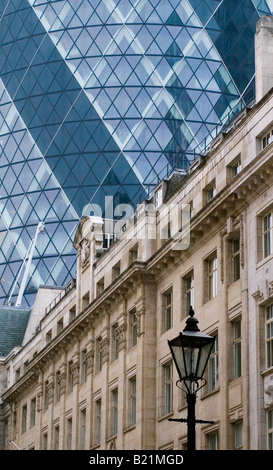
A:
[[0, 0, 272, 306]]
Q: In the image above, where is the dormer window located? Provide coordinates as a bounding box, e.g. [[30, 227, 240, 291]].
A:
[[155, 187, 163, 208]]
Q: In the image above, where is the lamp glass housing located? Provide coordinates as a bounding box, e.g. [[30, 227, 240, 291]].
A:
[[168, 330, 215, 383]]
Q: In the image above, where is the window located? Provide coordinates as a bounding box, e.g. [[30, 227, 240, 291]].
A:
[[112, 262, 121, 280], [266, 305, 273, 368], [82, 292, 89, 310], [42, 433, 48, 450], [66, 417, 72, 450], [129, 245, 138, 263], [208, 430, 219, 450], [231, 160, 241, 178], [54, 425, 60, 450], [162, 288, 172, 332], [264, 212, 273, 258], [111, 323, 119, 361], [182, 271, 194, 318], [234, 421, 243, 449], [205, 254, 218, 301], [21, 404, 27, 434], [232, 238, 240, 282], [69, 306, 76, 322], [30, 397, 36, 427], [80, 409, 86, 450], [155, 187, 163, 208], [262, 129, 273, 149], [57, 318, 64, 334], [96, 336, 103, 372], [204, 180, 216, 204], [227, 156, 241, 181], [163, 362, 173, 415], [111, 388, 118, 436], [44, 380, 49, 410], [208, 335, 218, 392], [95, 399, 102, 445], [55, 370, 61, 402], [233, 319, 242, 379], [129, 376, 136, 427], [46, 330, 52, 343], [67, 360, 73, 393], [97, 278, 105, 296], [267, 409, 273, 449], [130, 308, 138, 348], [81, 349, 88, 383]]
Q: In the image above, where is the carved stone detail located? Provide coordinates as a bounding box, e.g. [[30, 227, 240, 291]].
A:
[[81, 239, 90, 269], [99, 337, 110, 364], [116, 322, 127, 351]]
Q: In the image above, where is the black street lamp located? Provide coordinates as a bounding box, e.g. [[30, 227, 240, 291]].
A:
[[168, 307, 215, 450]]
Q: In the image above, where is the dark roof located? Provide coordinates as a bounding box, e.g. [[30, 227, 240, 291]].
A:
[[0, 306, 31, 357]]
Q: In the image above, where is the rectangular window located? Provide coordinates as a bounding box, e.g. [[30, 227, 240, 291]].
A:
[[21, 404, 27, 434], [235, 421, 243, 449], [66, 417, 72, 450], [231, 160, 241, 177], [82, 292, 89, 310], [266, 305, 273, 368], [96, 337, 102, 372], [129, 377, 137, 427], [80, 409, 86, 450], [204, 180, 216, 204], [30, 397, 36, 428], [262, 130, 273, 149], [208, 431, 219, 450], [162, 288, 172, 332], [81, 349, 88, 383], [54, 426, 60, 450], [69, 306, 76, 322], [268, 409, 273, 449], [233, 319, 242, 379], [163, 362, 173, 415], [46, 330, 52, 343], [264, 212, 273, 258], [206, 254, 218, 300], [95, 399, 102, 445], [130, 308, 138, 348], [42, 433, 48, 450], [97, 279, 105, 296], [67, 360, 73, 393], [44, 380, 49, 410], [208, 335, 219, 391], [55, 370, 61, 402], [112, 388, 118, 436], [155, 187, 163, 208], [111, 323, 119, 361], [112, 262, 121, 280], [232, 238, 240, 282], [129, 245, 138, 263], [182, 271, 194, 317], [57, 318, 64, 334]]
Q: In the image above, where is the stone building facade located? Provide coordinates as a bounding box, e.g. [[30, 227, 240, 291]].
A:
[[2, 16, 273, 450]]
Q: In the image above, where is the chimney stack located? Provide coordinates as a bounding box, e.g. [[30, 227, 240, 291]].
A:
[[255, 15, 273, 102]]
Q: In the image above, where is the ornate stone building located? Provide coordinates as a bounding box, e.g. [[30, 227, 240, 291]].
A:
[[2, 16, 273, 450]]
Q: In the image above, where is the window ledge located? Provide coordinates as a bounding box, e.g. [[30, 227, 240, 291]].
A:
[[157, 411, 174, 422], [201, 387, 220, 400], [123, 424, 136, 434], [256, 254, 273, 270]]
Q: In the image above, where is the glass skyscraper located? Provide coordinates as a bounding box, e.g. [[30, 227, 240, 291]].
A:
[[0, 0, 272, 306]]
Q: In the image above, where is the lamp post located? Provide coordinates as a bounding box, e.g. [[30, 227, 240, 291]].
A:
[[168, 307, 215, 450]]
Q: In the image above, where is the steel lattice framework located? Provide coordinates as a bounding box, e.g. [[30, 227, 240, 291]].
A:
[[0, 0, 272, 306]]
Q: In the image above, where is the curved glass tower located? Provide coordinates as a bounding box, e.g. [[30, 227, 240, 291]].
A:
[[0, 0, 272, 306]]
